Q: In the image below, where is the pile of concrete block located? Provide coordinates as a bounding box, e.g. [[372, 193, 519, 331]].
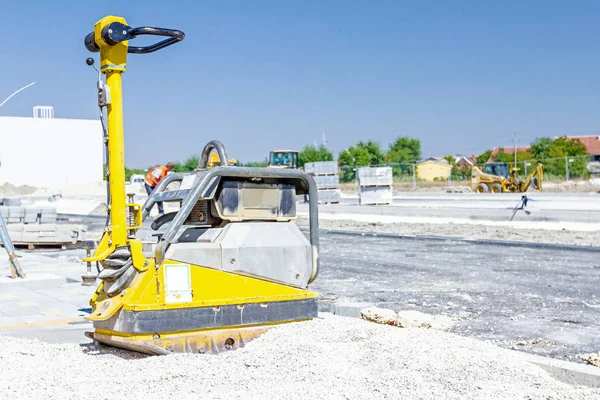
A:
[[6, 223, 86, 248], [357, 167, 393, 205], [0, 200, 85, 247], [304, 161, 341, 204], [0, 206, 57, 224]]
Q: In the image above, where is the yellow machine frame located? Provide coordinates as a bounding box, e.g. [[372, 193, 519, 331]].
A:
[[83, 16, 319, 354]]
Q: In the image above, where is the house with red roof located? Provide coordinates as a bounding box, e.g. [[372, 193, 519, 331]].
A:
[[559, 136, 600, 161]]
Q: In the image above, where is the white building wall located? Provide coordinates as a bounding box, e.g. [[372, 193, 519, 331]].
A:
[[0, 116, 103, 189]]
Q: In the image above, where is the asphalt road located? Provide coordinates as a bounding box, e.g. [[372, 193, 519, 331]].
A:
[[312, 231, 600, 362]]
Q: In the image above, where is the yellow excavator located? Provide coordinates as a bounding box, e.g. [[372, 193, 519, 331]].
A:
[[471, 161, 543, 193], [83, 16, 319, 354]]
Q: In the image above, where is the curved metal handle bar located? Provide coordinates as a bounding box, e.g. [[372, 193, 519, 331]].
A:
[[141, 172, 186, 221], [155, 167, 320, 284], [198, 140, 230, 169], [127, 26, 185, 54], [84, 24, 185, 54]]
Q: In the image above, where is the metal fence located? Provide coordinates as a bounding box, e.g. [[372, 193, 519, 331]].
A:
[[338, 155, 597, 187]]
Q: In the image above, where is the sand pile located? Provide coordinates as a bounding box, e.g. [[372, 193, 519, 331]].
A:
[[0, 315, 597, 399], [0, 182, 38, 195]]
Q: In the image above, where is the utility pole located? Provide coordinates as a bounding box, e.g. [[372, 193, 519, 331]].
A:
[[565, 156, 569, 182], [321, 132, 328, 148], [513, 132, 517, 168]]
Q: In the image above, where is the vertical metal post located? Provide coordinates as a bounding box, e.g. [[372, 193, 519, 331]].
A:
[[105, 70, 128, 247], [412, 163, 417, 189], [565, 156, 569, 182], [524, 161, 528, 175], [81, 246, 97, 286], [513, 132, 517, 168], [0, 213, 25, 279]]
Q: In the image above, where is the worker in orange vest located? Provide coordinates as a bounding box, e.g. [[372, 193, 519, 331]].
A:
[[144, 162, 175, 215]]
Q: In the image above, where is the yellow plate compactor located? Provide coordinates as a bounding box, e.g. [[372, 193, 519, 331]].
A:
[[83, 16, 320, 355]]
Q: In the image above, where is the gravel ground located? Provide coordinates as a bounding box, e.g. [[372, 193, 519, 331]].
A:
[[297, 217, 600, 246], [311, 232, 600, 362], [1, 314, 598, 399]]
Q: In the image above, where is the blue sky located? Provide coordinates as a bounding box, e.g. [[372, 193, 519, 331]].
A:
[[1, 0, 599, 167]]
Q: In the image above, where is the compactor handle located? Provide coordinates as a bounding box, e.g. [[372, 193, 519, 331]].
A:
[[85, 22, 185, 54]]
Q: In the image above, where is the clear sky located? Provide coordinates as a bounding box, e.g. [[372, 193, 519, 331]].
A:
[[1, 0, 599, 167]]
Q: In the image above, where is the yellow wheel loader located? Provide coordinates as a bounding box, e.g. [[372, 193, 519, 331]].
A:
[[268, 150, 299, 169], [83, 16, 319, 355], [471, 162, 543, 193]]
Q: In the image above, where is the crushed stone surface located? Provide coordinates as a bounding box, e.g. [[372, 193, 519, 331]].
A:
[[1, 315, 599, 399]]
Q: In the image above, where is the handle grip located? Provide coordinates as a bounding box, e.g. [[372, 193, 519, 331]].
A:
[[84, 22, 185, 54]]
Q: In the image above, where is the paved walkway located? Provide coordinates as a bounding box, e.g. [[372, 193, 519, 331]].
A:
[[0, 250, 94, 332]]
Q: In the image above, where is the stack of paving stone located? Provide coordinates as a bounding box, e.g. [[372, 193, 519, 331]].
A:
[[0, 205, 57, 224], [357, 167, 393, 205], [0, 201, 85, 248], [304, 161, 341, 204]]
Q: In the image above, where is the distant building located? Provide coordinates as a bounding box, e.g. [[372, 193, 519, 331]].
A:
[[416, 160, 452, 182], [559, 136, 600, 161], [454, 155, 476, 168], [0, 111, 103, 189]]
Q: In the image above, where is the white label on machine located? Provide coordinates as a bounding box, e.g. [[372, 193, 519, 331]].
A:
[[164, 263, 192, 303], [179, 174, 197, 190]]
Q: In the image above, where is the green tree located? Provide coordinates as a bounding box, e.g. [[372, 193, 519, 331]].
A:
[[494, 148, 513, 163], [124, 167, 147, 182], [338, 145, 374, 182], [386, 136, 421, 164], [298, 145, 333, 168], [527, 136, 587, 177], [547, 137, 588, 178], [242, 161, 268, 167], [476, 150, 492, 165], [552, 137, 587, 157], [173, 155, 200, 172], [530, 137, 554, 160], [359, 141, 386, 165]]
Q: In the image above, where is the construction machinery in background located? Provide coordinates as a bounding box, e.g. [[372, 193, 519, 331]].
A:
[[207, 152, 239, 168], [471, 161, 543, 193], [83, 16, 319, 355], [268, 150, 299, 169]]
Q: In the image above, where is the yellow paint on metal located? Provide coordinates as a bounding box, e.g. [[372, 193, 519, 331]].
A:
[[88, 260, 318, 321], [85, 15, 132, 265], [83, 232, 111, 263], [89, 281, 104, 306], [129, 239, 152, 272], [105, 70, 128, 247], [126, 260, 318, 312], [93, 15, 129, 71]]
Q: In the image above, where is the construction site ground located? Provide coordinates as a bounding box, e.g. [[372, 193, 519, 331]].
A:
[[1, 190, 600, 398]]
